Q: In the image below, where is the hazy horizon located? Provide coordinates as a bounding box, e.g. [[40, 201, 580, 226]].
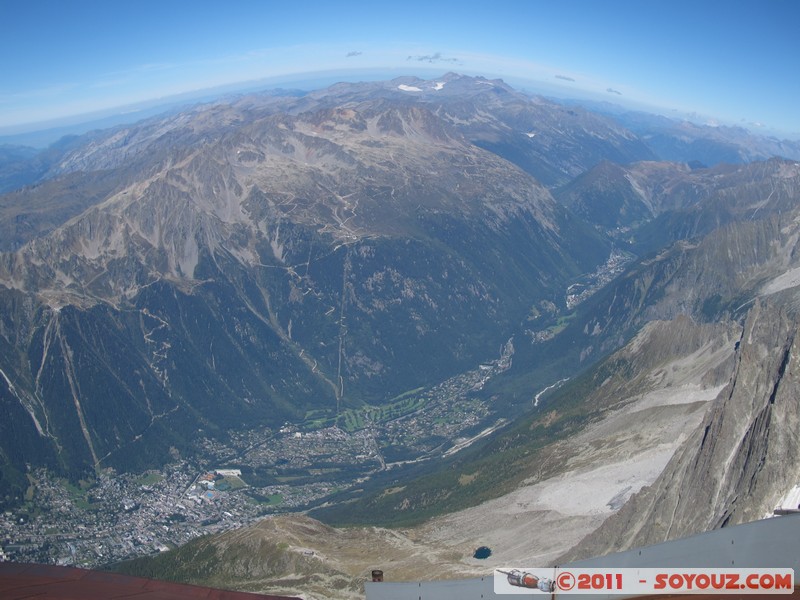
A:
[[1, 67, 736, 147], [2, 0, 799, 140]]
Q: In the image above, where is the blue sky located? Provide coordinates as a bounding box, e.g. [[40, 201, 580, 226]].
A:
[[2, 0, 799, 137]]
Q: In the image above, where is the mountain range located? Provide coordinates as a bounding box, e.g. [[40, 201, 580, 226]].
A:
[[0, 74, 638, 503], [2, 74, 800, 598]]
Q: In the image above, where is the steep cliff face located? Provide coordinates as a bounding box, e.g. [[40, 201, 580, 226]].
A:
[[560, 298, 800, 561]]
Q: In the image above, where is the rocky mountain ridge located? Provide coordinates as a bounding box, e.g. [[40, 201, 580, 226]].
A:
[[3, 75, 800, 595], [0, 75, 617, 505], [568, 100, 800, 166], [560, 298, 800, 561]]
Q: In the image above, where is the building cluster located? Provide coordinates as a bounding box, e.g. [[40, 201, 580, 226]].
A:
[[0, 459, 345, 568], [565, 249, 632, 309], [1, 338, 515, 569]]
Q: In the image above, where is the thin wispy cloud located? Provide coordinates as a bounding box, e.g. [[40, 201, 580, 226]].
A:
[[607, 87, 622, 95], [346, 50, 362, 57], [407, 52, 459, 65], [555, 74, 575, 82]]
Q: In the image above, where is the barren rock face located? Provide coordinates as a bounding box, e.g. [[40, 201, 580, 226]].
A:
[[560, 299, 800, 561]]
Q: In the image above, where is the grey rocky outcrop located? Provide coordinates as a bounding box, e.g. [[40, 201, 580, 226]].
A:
[[560, 298, 800, 562]]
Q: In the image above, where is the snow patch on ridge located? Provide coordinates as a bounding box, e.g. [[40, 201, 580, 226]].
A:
[[760, 266, 800, 295]]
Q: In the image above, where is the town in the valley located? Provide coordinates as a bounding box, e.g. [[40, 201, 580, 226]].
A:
[[0, 253, 631, 569], [0, 345, 512, 568]]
